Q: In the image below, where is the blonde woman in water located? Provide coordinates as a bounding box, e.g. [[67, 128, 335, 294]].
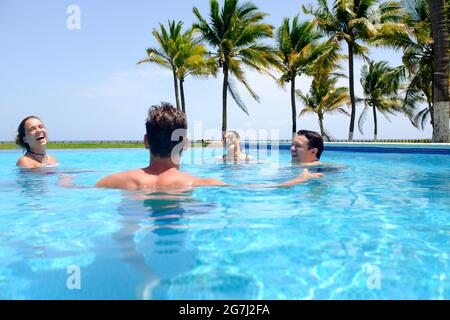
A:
[[219, 130, 254, 163]]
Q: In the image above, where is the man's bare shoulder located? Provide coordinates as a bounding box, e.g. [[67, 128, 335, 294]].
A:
[[147, 170, 226, 190], [154, 170, 205, 190], [95, 169, 146, 190]]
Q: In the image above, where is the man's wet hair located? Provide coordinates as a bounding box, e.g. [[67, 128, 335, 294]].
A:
[[145, 103, 187, 158], [296, 130, 324, 160]]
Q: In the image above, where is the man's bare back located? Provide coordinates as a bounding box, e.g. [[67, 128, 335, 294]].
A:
[[95, 165, 226, 192]]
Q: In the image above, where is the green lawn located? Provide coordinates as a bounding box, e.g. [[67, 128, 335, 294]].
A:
[[0, 142, 143, 150], [1, 140, 434, 151]]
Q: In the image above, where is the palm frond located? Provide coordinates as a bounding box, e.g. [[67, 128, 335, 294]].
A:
[[227, 76, 250, 115], [358, 104, 371, 135]]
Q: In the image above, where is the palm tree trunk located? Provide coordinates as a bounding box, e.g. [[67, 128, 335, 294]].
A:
[[179, 79, 186, 114], [291, 76, 297, 139], [428, 0, 449, 142], [222, 63, 229, 138], [373, 106, 378, 142], [172, 68, 181, 110], [318, 114, 326, 141], [347, 41, 357, 142], [426, 93, 434, 129]]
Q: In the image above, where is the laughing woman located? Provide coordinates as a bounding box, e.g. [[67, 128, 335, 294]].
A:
[[15, 116, 58, 168]]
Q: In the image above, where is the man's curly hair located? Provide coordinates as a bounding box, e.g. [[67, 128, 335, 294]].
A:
[[145, 103, 187, 158]]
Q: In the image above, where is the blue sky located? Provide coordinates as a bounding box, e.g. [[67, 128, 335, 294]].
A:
[[0, 0, 432, 141]]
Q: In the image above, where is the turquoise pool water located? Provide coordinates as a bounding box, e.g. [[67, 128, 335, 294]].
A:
[[0, 147, 449, 299]]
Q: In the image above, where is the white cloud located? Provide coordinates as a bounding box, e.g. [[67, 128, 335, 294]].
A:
[[74, 66, 172, 98]]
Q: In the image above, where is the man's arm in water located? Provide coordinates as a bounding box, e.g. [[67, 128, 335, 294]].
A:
[[60, 172, 139, 190], [193, 169, 323, 188], [277, 169, 323, 187], [59, 174, 91, 188]]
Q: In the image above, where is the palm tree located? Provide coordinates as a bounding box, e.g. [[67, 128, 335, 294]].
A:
[[138, 20, 184, 109], [175, 30, 218, 114], [297, 64, 350, 141], [304, 0, 404, 141], [193, 0, 276, 135], [275, 16, 325, 138], [371, 0, 440, 134], [427, 0, 449, 142], [358, 61, 406, 141]]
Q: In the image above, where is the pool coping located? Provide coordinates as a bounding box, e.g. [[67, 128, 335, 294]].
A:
[[244, 142, 450, 155], [1, 143, 449, 155], [322, 143, 450, 155]]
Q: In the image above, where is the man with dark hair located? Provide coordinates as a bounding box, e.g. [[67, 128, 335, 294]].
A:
[[291, 130, 324, 164], [95, 104, 322, 191], [144, 102, 188, 159]]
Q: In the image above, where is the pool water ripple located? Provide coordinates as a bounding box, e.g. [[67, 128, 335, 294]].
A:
[[0, 148, 448, 299]]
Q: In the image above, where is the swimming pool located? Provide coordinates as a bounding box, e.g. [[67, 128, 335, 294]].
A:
[[0, 147, 449, 299]]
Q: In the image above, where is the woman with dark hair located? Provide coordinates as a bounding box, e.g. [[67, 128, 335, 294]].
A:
[[15, 116, 58, 168]]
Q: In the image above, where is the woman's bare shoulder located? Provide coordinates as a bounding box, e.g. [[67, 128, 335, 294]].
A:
[[47, 154, 58, 164], [16, 155, 36, 168]]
